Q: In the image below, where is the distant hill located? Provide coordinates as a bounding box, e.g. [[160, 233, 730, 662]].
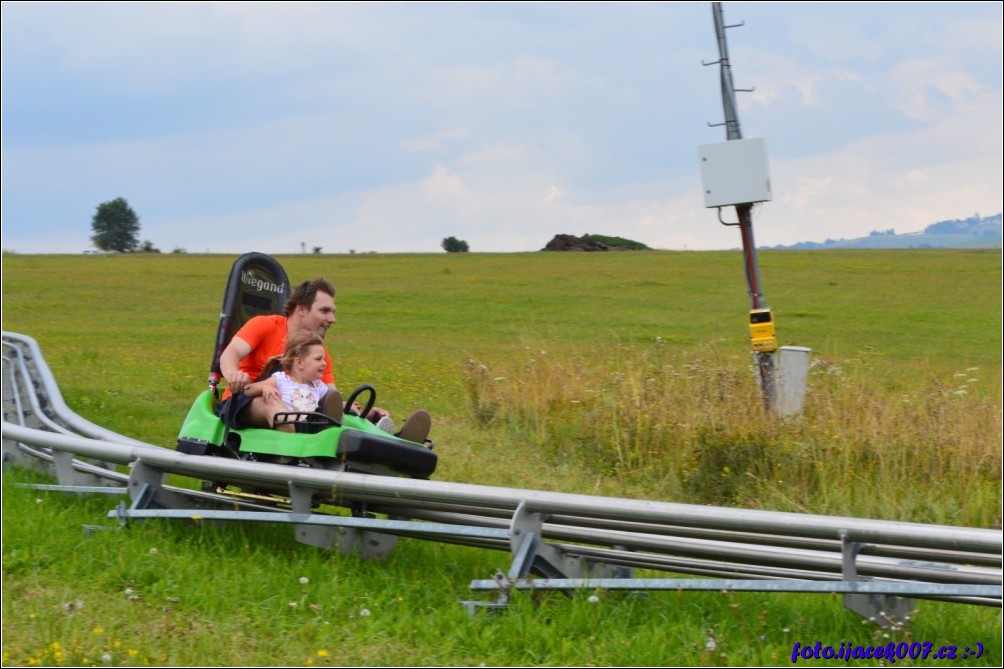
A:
[[769, 213, 1002, 250]]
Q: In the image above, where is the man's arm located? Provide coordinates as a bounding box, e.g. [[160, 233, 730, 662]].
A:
[[220, 336, 253, 393]]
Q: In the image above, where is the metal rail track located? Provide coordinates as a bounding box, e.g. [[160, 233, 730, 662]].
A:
[[2, 331, 1001, 623]]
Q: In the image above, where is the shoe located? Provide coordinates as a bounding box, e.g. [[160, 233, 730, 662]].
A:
[[375, 415, 396, 434], [319, 390, 344, 424], [397, 409, 432, 444]]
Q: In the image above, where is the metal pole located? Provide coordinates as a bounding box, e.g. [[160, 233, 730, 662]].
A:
[[710, 2, 775, 405]]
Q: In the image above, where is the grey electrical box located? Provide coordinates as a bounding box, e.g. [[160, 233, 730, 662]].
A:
[[698, 137, 772, 208]]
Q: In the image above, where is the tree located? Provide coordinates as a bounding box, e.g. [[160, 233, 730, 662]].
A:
[[91, 197, 141, 252], [442, 236, 469, 253]]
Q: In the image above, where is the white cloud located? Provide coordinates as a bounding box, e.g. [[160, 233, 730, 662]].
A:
[[891, 59, 989, 121]]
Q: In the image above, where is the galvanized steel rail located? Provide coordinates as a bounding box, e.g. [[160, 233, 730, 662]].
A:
[[2, 331, 1001, 623]]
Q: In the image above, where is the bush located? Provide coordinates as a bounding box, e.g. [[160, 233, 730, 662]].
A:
[[442, 236, 469, 253]]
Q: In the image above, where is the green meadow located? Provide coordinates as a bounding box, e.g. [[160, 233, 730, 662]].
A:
[[2, 249, 1001, 666]]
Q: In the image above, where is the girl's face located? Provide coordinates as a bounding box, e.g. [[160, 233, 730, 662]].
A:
[[293, 344, 326, 382]]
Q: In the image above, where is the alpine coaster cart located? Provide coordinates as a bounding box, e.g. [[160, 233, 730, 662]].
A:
[[175, 252, 438, 492]]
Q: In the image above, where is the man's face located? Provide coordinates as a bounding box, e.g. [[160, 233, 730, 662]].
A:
[[299, 291, 336, 338]]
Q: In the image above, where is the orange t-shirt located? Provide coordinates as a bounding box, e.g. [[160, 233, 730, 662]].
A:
[[222, 315, 335, 399]]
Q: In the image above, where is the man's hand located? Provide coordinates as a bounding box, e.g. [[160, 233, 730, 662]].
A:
[[366, 406, 390, 422], [226, 370, 251, 394], [220, 336, 253, 393], [348, 402, 389, 423]]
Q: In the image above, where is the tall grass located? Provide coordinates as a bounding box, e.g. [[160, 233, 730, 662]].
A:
[[463, 340, 1001, 526]]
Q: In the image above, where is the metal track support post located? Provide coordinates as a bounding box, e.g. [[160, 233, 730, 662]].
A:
[[124, 459, 197, 512], [841, 531, 915, 628], [289, 481, 398, 560]]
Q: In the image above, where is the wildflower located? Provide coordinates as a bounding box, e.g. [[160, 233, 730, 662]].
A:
[[93, 627, 104, 635], [299, 576, 310, 585], [101, 652, 112, 663], [149, 548, 159, 555], [317, 650, 330, 658], [359, 608, 371, 617], [35, 498, 44, 504], [289, 602, 298, 608], [587, 595, 600, 604], [705, 637, 717, 651], [123, 588, 134, 597]]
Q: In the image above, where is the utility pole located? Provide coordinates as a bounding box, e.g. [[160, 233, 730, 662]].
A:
[[700, 1, 777, 408]]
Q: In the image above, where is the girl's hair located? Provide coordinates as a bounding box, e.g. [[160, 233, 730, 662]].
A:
[[261, 331, 325, 378]]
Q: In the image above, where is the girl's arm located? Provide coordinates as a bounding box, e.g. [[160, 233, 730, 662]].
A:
[[244, 377, 279, 401]]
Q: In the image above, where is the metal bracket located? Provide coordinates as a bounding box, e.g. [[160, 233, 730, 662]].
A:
[[289, 481, 397, 560], [841, 531, 915, 627], [51, 450, 103, 488], [462, 501, 588, 616], [460, 570, 513, 616], [121, 459, 198, 514], [510, 501, 588, 580]]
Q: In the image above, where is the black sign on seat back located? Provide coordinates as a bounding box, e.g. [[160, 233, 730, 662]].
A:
[[208, 252, 290, 394]]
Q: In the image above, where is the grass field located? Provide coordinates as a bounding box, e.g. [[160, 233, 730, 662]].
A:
[[2, 249, 1001, 666]]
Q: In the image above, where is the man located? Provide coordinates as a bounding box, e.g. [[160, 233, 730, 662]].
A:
[[218, 277, 430, 442]]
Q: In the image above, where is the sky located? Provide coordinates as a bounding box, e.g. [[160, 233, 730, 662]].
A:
[[1, 1, 1001, 254]]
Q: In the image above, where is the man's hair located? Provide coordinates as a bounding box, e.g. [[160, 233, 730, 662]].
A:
[[284, 277, 335, 316]]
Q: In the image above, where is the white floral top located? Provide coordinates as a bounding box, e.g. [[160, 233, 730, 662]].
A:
[[272, 371, 328, 413]]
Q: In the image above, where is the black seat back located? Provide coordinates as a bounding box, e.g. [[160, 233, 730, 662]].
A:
[[208, 252, 290, 393]]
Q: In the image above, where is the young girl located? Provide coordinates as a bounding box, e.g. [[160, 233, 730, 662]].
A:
[[243, 330, 329, 430]]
